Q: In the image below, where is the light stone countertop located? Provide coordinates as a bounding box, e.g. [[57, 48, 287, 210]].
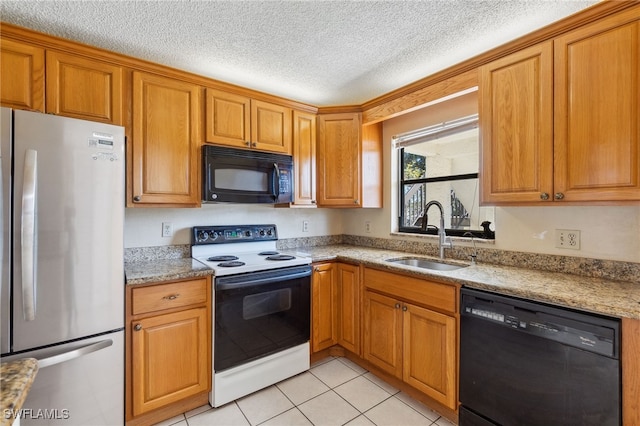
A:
[[125, 258, 213, 285], [123, 244, 640, 319], [0, 358, 38, 426], [294, 245, 640, 320]]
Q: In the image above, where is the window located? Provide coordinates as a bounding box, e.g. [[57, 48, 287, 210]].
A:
[[395, 115, 495, 239]]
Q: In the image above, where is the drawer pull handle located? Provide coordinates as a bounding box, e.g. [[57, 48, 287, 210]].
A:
[[163, 294, 180, 301]]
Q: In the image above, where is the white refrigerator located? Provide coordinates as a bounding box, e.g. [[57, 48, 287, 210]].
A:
[[1, 108, 125, 425]]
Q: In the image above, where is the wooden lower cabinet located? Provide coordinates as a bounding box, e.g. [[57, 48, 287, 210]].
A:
[[126, 277, 211, 425], [312, 262, 361, 355], [311, 263, 337, 352], [362, 268, 458, 411], [336, 263, 361, 355]]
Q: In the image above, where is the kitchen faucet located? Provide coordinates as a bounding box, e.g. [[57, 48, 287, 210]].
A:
[[421, 200, 453, 259]]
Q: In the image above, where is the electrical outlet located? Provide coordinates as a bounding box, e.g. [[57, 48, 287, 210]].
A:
[[162, 222, 173, 237], [555, 229, 580, 250], [302, 220, 309, 232], [365, 221, 371, 233]]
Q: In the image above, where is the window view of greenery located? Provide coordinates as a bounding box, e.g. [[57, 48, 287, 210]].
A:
[[399, 128, 495, 238]]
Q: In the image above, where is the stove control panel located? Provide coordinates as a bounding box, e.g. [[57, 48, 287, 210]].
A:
[[192, 224, 278, 245]]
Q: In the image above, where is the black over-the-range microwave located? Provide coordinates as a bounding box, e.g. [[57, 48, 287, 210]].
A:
[[202, 145, 294, 204]]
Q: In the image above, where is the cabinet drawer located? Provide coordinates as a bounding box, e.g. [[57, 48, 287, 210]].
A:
[[364, 268, 456, 314], [132, 278, 207, 315]]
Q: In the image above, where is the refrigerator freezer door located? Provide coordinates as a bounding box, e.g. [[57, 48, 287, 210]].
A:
[[12, 110, 125, 351], [1, 107, 11, 354], [1, 330, 124, 425]]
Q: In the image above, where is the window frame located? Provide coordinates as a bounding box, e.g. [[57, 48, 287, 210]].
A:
[[397, 147, 492, 239]]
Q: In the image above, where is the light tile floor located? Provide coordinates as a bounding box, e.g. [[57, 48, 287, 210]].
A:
[[154, 356, 457, 426]]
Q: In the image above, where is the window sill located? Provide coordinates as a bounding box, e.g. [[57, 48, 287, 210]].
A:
[[389, 232, 495, 246]]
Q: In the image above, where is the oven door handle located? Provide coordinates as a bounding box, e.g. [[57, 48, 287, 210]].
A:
[[216, 268, 311, 291]]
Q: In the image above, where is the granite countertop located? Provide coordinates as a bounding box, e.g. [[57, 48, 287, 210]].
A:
[[123, 244, 640, 319], [294, 245, 640, 320], [125, 258, 213, 285], [0, 358, 38, 426]]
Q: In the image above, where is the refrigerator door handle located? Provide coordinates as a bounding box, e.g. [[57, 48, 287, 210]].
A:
[[21, 149, 37, 321], [37, 338, 113, 369]]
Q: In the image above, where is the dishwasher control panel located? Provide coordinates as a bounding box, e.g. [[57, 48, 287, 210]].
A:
[[461, 288, 619, 358]]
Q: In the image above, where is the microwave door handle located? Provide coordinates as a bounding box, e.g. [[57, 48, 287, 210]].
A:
[[273, 163, 280, 200]]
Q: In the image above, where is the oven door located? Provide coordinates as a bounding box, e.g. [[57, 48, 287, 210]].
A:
[[214, 265, 311, 372]]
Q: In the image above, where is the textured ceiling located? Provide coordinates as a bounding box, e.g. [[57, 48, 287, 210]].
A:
[[1, 0, 599, 106]]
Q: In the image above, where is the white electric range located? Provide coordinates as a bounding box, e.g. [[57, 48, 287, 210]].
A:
[[192, 224, 311, 407]]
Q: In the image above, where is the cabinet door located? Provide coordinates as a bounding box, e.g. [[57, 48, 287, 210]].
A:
[[251, 100, 292, 154], [46, 51, 123, 125], [0, 39, 44, 111], [317, 113, 362, 207], [403, 303, 456, 410], [554, 8, 640, 202], [479, 42, 554, 204], [205, 88, 251, 148], [363, 291, 403, 378], [336, 263, 360, 355], [312, 263, 337, 352], [131, 307, 208, 415], [131, 72, 201, 206], [292, 110, 317, 205]]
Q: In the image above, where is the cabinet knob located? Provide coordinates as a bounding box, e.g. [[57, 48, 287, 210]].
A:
[[163, 294, 180, 301], [252, 142, 257, 148], [134, 324, 142, 331], [354, 199, 359, 204], [133, 195, 141, 202], [554, 192, 565, 200], [311, 200, 316, 204], [402, 305, 408, 312], [314, 267, 320, 272], [245, 141, 251, 146], [540, 192, 550, 200], [395, 303, 401, 309]]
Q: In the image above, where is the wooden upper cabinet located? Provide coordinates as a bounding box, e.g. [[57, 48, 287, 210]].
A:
[[205, 88, 292, 154], [554, 8, 640, 202], [292, 110, 317, 206], [251, 99, 292, 154], [479, 42, 554, 204], [317, 113, 382, 208], [46, 51, 123, 125], [481, 7, 640, 205], [317, 113, 361, 207], [0, 38, 44, 112], [205, 89, 250, 147], [131, 72, 202, 206]]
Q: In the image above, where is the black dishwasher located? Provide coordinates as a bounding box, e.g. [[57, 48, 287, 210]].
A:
[[459, 288, 620, 426]]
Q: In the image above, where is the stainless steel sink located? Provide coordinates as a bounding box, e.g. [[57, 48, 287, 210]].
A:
[[385, 257, 468, 271]]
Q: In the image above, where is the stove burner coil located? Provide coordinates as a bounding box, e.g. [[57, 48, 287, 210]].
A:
[[208, 255, 239, 262], [258, 251, 279, 256], [266, 254, 295, 261], [217, 261, 246, 267]]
